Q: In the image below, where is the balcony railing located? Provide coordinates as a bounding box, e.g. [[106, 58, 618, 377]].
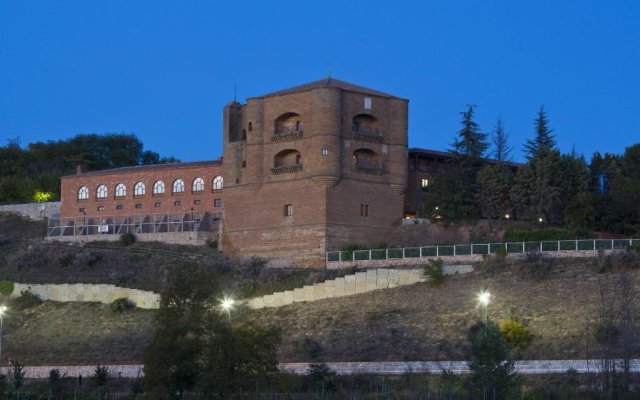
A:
[[271, 163, 303, 175], [272, 127, 303, 142], [353, 162, 384, 175], [352, 127, 383, 143]]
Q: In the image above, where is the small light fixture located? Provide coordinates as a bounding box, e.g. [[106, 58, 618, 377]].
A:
[[478, 291, 491, 306], [504, 214, 510, 219], [538, 217, 543, 223]]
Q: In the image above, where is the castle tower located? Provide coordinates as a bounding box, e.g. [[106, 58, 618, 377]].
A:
[[221, 78, 408, 265]]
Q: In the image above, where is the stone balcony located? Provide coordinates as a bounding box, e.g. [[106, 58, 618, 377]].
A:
[[271, 164, 303, 175], [271, 127, 303, 143]]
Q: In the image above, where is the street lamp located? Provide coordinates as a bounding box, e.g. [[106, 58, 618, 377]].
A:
[[0, 305, 7, 366], [220, 297, 234, 323], [477, 291, 491, 322]]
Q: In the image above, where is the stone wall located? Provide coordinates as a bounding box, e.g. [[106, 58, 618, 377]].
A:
[[246, 265, 472, 310], [4, 359, 637, 378], [10, 283, 160, 309], [326, 249, 612, 269], [45, 230, 216, 245], [0, 201, 60, 220]]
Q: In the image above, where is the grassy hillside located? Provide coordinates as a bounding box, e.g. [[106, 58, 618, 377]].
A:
[[3, 253, 639, 366]]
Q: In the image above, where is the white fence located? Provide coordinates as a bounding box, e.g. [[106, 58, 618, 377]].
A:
[[327, 238, 640, 263]]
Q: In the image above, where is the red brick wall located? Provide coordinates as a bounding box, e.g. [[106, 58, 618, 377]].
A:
[[60, 163, 224, 219]]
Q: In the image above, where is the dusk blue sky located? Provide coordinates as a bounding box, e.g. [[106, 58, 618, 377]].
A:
[[1, 1, 638, 163]]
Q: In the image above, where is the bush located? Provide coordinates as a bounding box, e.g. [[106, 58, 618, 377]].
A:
[[499, 319, 533, 349], [206, 239, 218, 249], [424, 258, 445, 286], [12, 290, 42, 310], [504, 228, 589, 242], [522, 251, 552, 278], [119, 232, 136, 246], [0, 281, 14, 297], [481, 248, 508, 274], [110, 297, 135, 312]]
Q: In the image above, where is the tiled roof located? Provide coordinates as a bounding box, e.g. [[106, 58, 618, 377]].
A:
[[252, 77, 402, 99], [62, 159, 222, 179]]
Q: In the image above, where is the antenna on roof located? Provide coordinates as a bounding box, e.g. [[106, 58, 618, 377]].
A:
[[327, 64, 332, 78], [234, 82, 237, 102]]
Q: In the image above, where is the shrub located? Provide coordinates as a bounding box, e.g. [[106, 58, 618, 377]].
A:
[[522, 250, 552, 278], [424, 258, 445, 286], [499, 318, 533, 349], [12, 290, 42, 310], [206, 239, 218, 249], [94, 365, 109, 387], [110, 297, 135, 312], [504, 228, 588, 242], [0, 281, 14, 297], [119, 232, 136, 246], [0, 373, 7, 400]]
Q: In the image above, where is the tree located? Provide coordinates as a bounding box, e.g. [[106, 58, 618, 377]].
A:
[[451, 105, 488, 159], [476, 164, 514, 219], [468, 321, 518, 399], [199, 320, 281, 398], [524, 106, 556, 159], [491, 117, 512, 161], [143, 263, 220, 399]]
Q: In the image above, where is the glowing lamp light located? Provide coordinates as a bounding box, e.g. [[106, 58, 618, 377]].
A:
[[0, 305, 6, 314], [221, 298, 234, 311], [478, 291, 491, 306], [504, 214, 510, 219], [538, 217, 543, 223]]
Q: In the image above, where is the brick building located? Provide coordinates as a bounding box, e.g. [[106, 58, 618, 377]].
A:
[[52, 78, 453, 265]]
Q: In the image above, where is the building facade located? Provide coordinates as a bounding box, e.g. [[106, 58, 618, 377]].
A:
[[54, 78, 425, 265]]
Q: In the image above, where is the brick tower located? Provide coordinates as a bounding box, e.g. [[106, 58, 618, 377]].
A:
[[221, 78, 408, 265]]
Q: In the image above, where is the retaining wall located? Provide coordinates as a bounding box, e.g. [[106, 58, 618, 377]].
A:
[[0, 201, 60, 220], [10, 283, 160, 309], [3, 360, 637, 379], [44, 231, 214, 245], [246, 265, 473, 310]]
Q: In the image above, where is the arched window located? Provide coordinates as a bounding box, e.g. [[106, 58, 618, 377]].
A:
[[352, 114, 379, 136], [352, 148, 382, 174], [153, 180, 165, 195], [96, 184, 108, 199], [134, 181, 145, 196], [192, 177, 205, 192], [274, 149, 302, 168], [173, 179, 185, 193], [274, 112, 303, 135], [115, 183, 126, 197], [212, 176, 223, 190], [78, 186, 89, 200], [248, 122, 253, 132]]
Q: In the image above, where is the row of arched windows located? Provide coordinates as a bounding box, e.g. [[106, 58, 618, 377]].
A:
[[77, 176, 223, 200]]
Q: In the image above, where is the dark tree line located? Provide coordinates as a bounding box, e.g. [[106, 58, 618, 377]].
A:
[[423, 106, 640, 235], [0, 133, 178, 203]]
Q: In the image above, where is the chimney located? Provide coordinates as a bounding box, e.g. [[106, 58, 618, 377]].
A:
[[76, 165, 87, 175]]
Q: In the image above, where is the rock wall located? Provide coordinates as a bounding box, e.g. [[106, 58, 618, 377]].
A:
[[246, 265, 472, 309], [10, 283, 160, 309], [44, 231, 215, 245], [0, 201, 60, 220]]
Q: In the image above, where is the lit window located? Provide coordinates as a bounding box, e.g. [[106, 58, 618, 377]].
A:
[[322, 148, 329, 156], [192, 177, 205, 192], [79, 207, 86, 213], [78, 186, 89, 200], [115, 183, 126, 197], [284, 204, 293, 217], [213, 176, 223, 190], [96, 184, 108, 199], [97, 206, 105, 211], [153, 180, 165, 195], [214, 198, 222, 208], [364, 97, 372, 110], [421, 179, 429, 189], [173, 179, 185, 193], [134, 181, 145, 196]]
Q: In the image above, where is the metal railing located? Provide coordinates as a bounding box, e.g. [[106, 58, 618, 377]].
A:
[[326, 239, 640, 263]]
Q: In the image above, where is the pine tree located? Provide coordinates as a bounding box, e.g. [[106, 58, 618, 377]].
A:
[[477, 164, 514, 219], [524, 105, 556, 159], [451, 105, 488, 159], [492, 117, 512, 161]]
